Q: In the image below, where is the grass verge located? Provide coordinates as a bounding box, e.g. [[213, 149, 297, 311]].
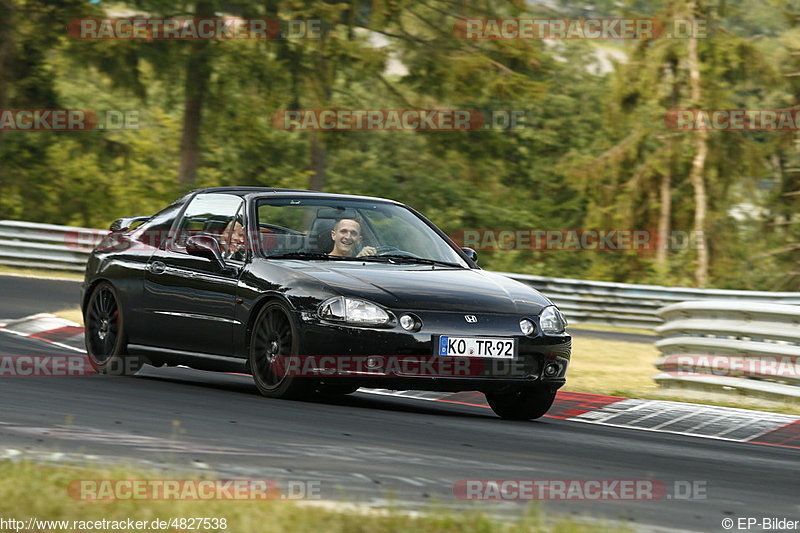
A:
[[567, 336, 800, 415], [0, 264, 84, 281], [0, 461, 626, 533], [568, 323, 656, 336], [54, 308, 84, 325]]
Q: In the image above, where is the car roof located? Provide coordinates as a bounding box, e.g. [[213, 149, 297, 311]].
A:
[[190, 186, 402, 205]]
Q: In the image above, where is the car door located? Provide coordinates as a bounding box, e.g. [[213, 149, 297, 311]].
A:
[[141, 193, 245, 355]]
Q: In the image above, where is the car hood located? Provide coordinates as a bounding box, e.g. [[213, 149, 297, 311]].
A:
[[286, 262, 552, 314]]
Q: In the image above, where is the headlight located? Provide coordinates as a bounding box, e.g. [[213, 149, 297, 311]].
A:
[[318, 296, 390, 326], [540, 306, 567, 335]]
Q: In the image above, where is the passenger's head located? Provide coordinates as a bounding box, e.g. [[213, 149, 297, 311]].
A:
[[222, 220, 245, 253]]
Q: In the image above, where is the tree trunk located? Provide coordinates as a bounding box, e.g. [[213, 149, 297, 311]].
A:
[[177, 0, 215, 187], [0, 0, 14, 133], [0, 0, 13, 208], [656, 168, 671, 268], [686, 0, 709, 287], [305, 32, 335, 191]]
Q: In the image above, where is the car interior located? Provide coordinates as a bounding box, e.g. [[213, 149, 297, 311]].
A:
[[258, 207, 378, 256]]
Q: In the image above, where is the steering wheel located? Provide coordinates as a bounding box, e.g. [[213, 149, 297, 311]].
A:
[[374, 245, 416, 257]]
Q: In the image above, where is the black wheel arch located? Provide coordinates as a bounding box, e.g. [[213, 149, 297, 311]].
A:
[[82, 277, 113, 317]]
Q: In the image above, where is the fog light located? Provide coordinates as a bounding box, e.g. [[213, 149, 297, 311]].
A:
[[399, 314, 421, 331], [544, 363, 560, 377], [519, 318, 535, 335]]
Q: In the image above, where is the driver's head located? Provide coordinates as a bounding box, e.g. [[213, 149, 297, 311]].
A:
[[330, 218, 362, 257]]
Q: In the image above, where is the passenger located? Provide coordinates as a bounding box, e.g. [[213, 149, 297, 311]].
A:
[[221, 220, 246, 260]]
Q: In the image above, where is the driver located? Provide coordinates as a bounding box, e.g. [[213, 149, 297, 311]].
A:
[[329, 218, 376, 258]]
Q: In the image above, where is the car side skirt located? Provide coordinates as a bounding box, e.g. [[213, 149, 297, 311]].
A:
[[127, 344, 248, 373]]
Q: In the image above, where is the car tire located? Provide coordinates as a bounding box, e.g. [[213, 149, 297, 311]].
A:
[[485, 387, 557, 420], [249, 301, 312, 399], [84, 282, 142, 376]]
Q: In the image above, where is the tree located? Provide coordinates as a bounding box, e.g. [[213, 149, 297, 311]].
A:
[[177, 0, 216, 186], [685, 0, 709, 286], [567, 0, 774, 286]]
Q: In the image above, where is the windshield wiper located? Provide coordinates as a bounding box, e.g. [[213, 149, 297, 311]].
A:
[[361, 254, 466, 268], [269, 252, 465, 268], [267, 252, 358, 261]]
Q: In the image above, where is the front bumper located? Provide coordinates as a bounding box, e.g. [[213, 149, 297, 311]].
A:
[[291, 310, 571, 393]]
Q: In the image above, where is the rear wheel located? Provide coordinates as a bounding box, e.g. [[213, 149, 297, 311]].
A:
[[249, 301, 312, 399], [84, 282, 142, 375], [486, 387, 557, 420]]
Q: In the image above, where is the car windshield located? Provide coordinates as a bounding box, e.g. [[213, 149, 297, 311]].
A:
[[255, 197, 469, 268]]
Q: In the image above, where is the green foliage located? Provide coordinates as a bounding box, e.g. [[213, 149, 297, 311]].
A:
[[0, 0, 798, 288]]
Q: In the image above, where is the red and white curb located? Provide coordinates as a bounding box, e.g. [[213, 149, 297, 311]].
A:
[[0, 313, 85, 353], [2, 314, 799, 450], [363, 389, 800, 450]]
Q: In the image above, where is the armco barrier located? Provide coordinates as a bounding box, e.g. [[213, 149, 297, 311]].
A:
[[0, 220, 799, 330], [0, 220, 103, 272], [653, 301, 800, 401], [497, 272, 800, 329]]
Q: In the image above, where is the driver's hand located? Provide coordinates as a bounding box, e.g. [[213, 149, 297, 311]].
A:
[[357, 246, 376, 257]]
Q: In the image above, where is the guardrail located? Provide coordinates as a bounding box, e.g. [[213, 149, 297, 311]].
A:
[[0, 220, 103, 272], [1, 220, 799, 330], [497, 272, 800, 329], [653, 301, 800, 401]]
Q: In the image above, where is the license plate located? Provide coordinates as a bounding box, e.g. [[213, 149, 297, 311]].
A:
[[437, 336, 515, 358]]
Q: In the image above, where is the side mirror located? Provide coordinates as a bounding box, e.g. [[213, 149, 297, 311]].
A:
[[110, 216, 150, 232], [186, 235, 228, 271], [461, 247, 478, 263]]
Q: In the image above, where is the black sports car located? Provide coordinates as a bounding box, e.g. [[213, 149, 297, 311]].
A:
[[81, 187, 570, 420]]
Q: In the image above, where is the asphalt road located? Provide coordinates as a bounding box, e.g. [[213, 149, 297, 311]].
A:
[[0, 274, 797, 532], [0, 274, 81, 319]]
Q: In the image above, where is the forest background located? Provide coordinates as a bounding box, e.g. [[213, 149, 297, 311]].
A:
[[1, 0, 798, 290]]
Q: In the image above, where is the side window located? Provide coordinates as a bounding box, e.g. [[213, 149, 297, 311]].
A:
[[130, 201, 184, 249], [256, 204, 316, 254], [257, 204, 315, 233], [172, 194, 244, 254]]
